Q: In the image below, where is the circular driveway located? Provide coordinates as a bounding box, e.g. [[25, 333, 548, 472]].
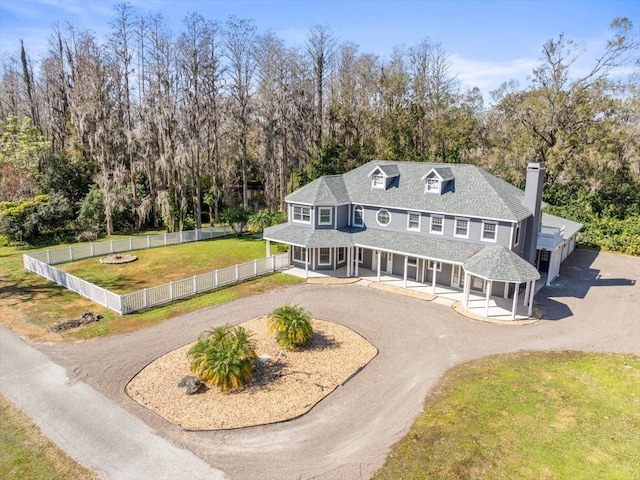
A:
[[38, 250, 640, 479]]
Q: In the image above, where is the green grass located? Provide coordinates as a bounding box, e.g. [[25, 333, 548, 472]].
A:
[[0, 235, 300, 341], [374, 351, 640, 480], [57, 236, 272, 293], [0, 394, 98, 479]]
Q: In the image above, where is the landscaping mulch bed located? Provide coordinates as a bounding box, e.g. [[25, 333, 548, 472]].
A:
[[126, 316, 377, 430]]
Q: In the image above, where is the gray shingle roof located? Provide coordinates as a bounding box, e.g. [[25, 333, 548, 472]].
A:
[[463, 246, 540, 283], [264, 223, 354, 248], [541, 212, 583, 240], [286, 175, 349, 205], [288, 161, 535, 222]]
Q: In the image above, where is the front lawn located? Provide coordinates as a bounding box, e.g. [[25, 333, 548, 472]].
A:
[[0, 235, 301, 341], [374, 351, 640, 480]]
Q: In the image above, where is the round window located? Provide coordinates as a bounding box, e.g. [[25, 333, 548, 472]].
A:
[[377, 209, 390, 226]]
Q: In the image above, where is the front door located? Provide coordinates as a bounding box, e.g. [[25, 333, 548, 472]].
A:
[[451, 265, 464, 289], [385, 252, 393, 274]]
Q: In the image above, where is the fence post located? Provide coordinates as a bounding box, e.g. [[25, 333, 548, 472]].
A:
[[195, 228, 199, 241], [129, 237, 133, 250], [147, 235, 150, 248], [164, 233, 167, 246], [69, 246, 74, 261], [90, 243, 95, 257], [254, 259, 258, 276], [46, 250, 51, 264], [193, 275, 198, 293], [235, 264, 239, 281], [169, 281, 174, 301], [179, 231, 183, 243], [119, 295, 124, 315], [110, 240, 114, 253], [271, 254, 276, 271], [143, 288, 148, 308]]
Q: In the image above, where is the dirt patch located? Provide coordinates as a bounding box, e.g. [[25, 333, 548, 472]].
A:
[[100, 254, 138, 264], [126, 316, 378, 430]]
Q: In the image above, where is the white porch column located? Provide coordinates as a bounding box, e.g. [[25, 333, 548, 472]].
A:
[[355, 247, 359, 277], [484, 280, 492, 318], [463, 272, 470, 308], [266, 240, 271, 258], [403, 256, 408, 288], [377, 250, 381, 282], [305, 247, 309, 279], [511, 282, 519, 320], [527, 280, 536, 316], [312, 248, 316, 270], [503, 282, 509, 299], [333, 248, 337, 271], [432, 263, 437, 294], [524, 280, 531, 306], [347, 247, 352, 277]]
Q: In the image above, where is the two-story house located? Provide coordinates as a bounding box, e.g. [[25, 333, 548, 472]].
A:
[[263, 160, 582, 319]]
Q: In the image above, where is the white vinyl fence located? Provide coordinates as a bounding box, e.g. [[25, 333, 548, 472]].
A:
[[22, 227, 290, 315]]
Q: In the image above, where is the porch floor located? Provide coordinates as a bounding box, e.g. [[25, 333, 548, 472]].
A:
[[283, 267, 544, 322]]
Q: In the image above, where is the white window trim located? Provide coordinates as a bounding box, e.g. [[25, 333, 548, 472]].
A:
[[292, 246, 309, 264], [292, 205, 311, 224], [353, 205, 364, 227], [454, 217, 469, 238], [481, 220, 498, 242], [357, 247, 364, 264], [372, 174, 385, 189], [425, 177, 440, 193], [430, 215, 444, 235], [337, 247, 345, 263], [407, 256, 418, 267], [318, 247, 332, 266], [376, 209, 391, 226], [428, 260, 442, 272], [513, 223, 521, 246], [407, 212, 421, 232], [318, 207, 332, 226]]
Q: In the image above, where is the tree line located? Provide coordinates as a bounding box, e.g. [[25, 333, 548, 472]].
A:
[[0, 4, 638, 251]]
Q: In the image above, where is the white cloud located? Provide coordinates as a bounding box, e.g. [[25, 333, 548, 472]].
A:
[[450, 55, 539, 97]]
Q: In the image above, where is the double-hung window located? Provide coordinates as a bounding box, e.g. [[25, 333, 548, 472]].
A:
[[430, 215, 444, 234], [292, 246, 308, 263], [353, 205, 364, 227], [372, 174, 385, 189], [482, 221, 497, 242], [407, 256, 418, 267], [428, 260, 442, 271], [318, 207, 332, 226], [318, 247, 331, 265], [513, 223, 521, 246], [407, 212, 420, 231], [455, 218, 469, 238], [337, 247, 345, 263], [426, 178, 440, 192], [293, 205, 311, 224]]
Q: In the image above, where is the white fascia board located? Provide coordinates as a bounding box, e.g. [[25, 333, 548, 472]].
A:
[[352, 242, 464, 265]]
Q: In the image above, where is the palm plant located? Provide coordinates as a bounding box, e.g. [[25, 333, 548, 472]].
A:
[[268, 303, 314, 349], [187, 325, 257, 391]]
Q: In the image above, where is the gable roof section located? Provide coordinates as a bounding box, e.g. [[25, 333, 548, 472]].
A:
[[463, 245, 541, 283], [368, 163, 400, 178], [422, 167, 454, 182]]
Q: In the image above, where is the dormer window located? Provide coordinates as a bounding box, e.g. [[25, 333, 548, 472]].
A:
[[426, 178, 440, 192], [422, 167, 454, 195], [372, 174, 385, 189], [368, 164, 399, 191]]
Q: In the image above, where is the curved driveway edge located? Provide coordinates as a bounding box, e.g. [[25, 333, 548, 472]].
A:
[[8, 249, 640, 480], [0, 325, 227, 480]]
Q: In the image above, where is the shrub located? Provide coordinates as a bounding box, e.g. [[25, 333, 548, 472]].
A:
[[220, 205, 250, 235], [268, 303, 314, 349], [187, 325, 257, 391]]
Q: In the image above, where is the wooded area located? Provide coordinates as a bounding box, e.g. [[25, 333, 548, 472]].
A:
[[0, 4, 638, 253]]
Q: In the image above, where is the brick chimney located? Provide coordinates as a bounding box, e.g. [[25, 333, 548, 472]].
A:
[[522, 162, 546, 265]]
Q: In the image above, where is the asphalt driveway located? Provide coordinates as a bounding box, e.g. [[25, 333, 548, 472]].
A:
[[5, 249, 640, 479]]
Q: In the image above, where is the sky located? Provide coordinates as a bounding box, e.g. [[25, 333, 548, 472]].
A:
[[0, 0, 638, 99]]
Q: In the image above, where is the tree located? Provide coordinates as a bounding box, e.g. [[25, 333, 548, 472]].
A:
[[224, 16, 257, 207], [268, 303, 314, 349], [220, 204, 250, 235], [187, 325, 257, 391]]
